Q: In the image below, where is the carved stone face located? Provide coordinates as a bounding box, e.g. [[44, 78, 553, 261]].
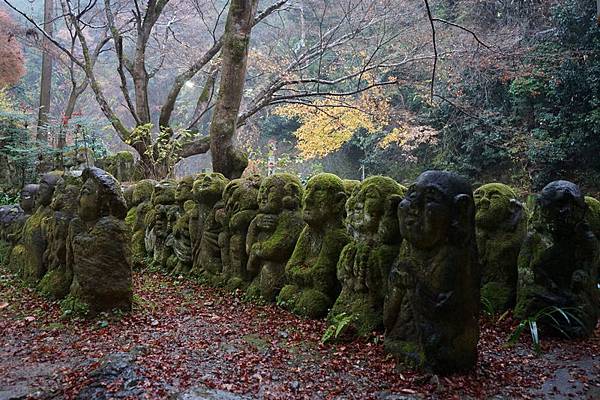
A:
[[259, 180, 284, 214], [79, 178, 100, 222], [399, 171, 472, 250], [20, 184, 39, 213], [302, 174, 345, 227], [175, 178, 194, 203], [350, 183, 386, 235], [37, 174, 60, 208], [192, 173, 227, 204], [132, 179, 156, 205], [539, 180, 586, 234], [474, 183, 516, 229], [152, 180, 177, 205]]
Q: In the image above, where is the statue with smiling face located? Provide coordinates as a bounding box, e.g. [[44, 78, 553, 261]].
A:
[[67, 167, 131, 315], [277, 173, 350, 318], [329, 176, 406, 337], [245, 174, 305, 301], [384, 170, 479, 375], [14, 173, 61, 284], [515, 180, 599, 338], [474, 183, 526, 313]]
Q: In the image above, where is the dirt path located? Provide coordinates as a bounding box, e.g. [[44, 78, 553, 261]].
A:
[[1, 268, 599, 399]]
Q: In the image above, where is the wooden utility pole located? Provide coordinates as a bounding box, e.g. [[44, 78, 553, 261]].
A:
[[37, 0, 53, 141]]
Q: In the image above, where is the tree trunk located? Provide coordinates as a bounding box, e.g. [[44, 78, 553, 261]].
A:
[[36, 0, 53, 141], [208, 0, 258, 179]]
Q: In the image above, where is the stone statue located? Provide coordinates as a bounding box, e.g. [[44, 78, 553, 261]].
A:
[[168, 176, 196, 274], [277, 173, 350, 318], [144, 179, 178, 268], [515, 181, 599, 338], [67, 167, 132, 314], [127, 179, 157, 262], [190, 173, 229, 281], [329, 176, 406, 337], [384, 170, 479, 374], [38, 175, 81, 299], [221, 175, 262, 289], [246, 174, 305, 301], [474, 183, 526, 313], [12, 173, 61, 284], [0, 184, 38, 244]]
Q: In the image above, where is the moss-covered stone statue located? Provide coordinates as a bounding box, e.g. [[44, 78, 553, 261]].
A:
[[474, 183, 526, 313], [515, 181, 599, 338], [37, 175, 81, 299], [384, 171, 479, 374], [144, 179, 178, 268], [220, 175, 262, 289], [277, 173, 350, 318], [1, 184, 38, 244], [168, 176, 196, 274], [190, 173, 229, 281], [246, 174, 305, 301], [127, 179, 156, 262], [329, 176, 406, 337], [585, 196, 600, 240], [67, 167, 132, 315], [12, 173, 61, 284]]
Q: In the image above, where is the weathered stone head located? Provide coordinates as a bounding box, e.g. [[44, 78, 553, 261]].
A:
[[225, 175, 262, 218], [151, 179, 177, 206], [131, 179, 157, 206], [258, 173, 303, 214], [20, 184, 39, 214], [537, 180, 586, 235], [175, 176, 195, 204], [79, 167, 127, 222], [398, 170, 475, 250], [343, 179, 360, 198], [192, 173, 228, 204], [36, 173, 62, 208], [303, 173, 347, 227], [50, 178, 80, 215], [348, 176, 406, 239], [474, 183, 524, 231]]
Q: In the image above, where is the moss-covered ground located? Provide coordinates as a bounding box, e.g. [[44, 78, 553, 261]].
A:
[[1, 264, 599, 399]]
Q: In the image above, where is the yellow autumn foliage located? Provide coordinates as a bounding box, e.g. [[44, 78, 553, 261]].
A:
[[274, 81, 391, 159]]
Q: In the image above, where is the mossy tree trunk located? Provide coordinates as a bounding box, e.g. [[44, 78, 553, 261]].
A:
[[207, 0, 258, 179]]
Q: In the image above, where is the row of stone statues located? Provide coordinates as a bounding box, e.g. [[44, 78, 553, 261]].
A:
[[1, 168, 598, 375], [0, 168, 131, 315]]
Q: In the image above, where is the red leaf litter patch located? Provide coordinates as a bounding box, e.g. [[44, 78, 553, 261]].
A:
[[1, 268, 599, 399]]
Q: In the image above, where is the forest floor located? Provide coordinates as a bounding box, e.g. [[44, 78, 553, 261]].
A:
[[1, 267, 599, 400]]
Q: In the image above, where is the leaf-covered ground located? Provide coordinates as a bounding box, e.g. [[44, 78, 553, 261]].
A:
[[1, 267, 599, 400]]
